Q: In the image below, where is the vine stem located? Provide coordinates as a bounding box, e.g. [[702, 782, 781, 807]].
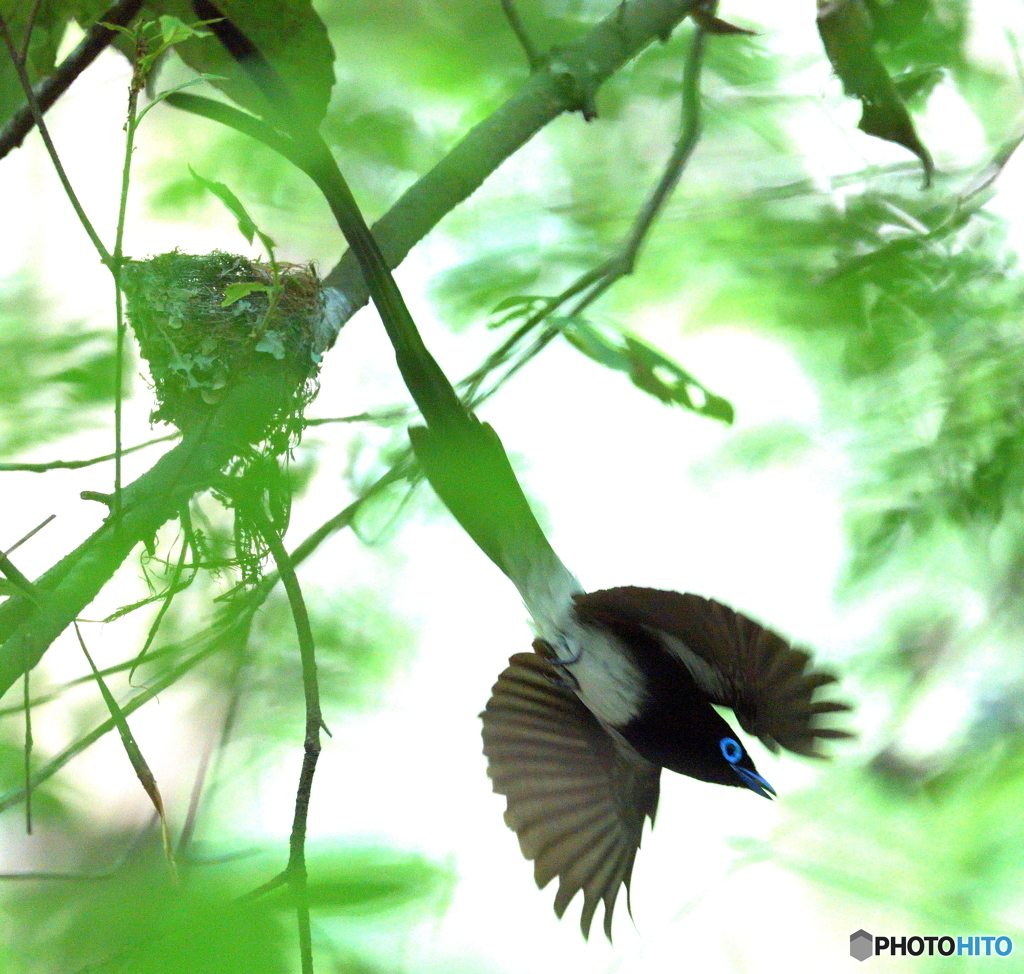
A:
[[112, 57, 142, 519], [228, 482, 322, 974]]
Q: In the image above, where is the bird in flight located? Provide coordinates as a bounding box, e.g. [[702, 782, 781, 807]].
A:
[[411, 415, 852, 939]]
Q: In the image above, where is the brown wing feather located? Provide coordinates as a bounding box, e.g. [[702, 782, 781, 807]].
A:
[[573, 587, 853, 757], [481, 652, 660, 939]]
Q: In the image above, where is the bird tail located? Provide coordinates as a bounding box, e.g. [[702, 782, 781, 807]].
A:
[[409, 416, 580, 625]]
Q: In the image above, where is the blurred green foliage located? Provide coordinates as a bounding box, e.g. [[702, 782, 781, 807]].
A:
[[244, 585, 412, 734], [758, 739, 1024, 958], [4, 830, 445, 973], [0, 284, 129, 456]]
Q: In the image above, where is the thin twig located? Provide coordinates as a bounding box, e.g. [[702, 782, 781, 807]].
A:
[[129, 510, 194, 682], [0, 552, 37, 601], [0, 433, 179, 473], [4, 515, 56, 556], [500, 0, 543, 71], [462, 27, 708, 401], [0, 14, 111, 264], [112, 37, 146, 520], [22, 667, 31, 834], [228, 482, 322, 974], [236, 869, 290, 903], [614, 25, 706, 281], [303, 407, 411, 427], [0, 0, 145, 160], [113, 280, 128, 513], [18, 0, 45, 62], [461, 260, 611, 402]]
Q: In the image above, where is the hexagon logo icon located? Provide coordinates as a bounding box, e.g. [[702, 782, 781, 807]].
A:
[[850, 929, 873, 962]]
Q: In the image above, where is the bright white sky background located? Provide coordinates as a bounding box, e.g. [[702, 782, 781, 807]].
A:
[[1, 1, 1023, 971]]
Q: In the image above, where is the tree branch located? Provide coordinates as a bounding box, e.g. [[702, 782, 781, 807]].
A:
[[320, 0, 696, 319], [0, 0, 145, 161]]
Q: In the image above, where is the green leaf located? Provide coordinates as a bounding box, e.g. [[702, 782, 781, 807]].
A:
[[157, 14, 210, 48], [297, 847, 448, 916], [817, 0, 934, 184], [562, 318, 734, 424], [222, 281, 274, 306], [141, 0, 336, 128], [188, 166, 275, 252]]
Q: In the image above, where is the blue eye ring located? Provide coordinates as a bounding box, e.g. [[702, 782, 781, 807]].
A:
[[720, 737, 743, 764]]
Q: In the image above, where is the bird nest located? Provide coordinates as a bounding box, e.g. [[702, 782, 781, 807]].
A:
[[121, 250, 324, 449]]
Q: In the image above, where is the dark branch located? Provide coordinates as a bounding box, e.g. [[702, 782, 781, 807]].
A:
[[0, 0, 145, 161]]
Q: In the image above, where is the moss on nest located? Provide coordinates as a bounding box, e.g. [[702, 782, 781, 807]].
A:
[[123, 250, 330, 582], [122, 250, 323, 443]]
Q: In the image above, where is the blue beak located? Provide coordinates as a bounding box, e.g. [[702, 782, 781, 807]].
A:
[[733, 766, 776, 799]]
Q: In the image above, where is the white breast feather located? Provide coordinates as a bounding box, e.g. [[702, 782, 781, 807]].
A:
[[561, 617, 646, 727], [508, 549, 646, 728]]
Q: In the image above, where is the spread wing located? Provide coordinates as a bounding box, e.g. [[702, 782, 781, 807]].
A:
[[573, 587, 853, 757], [481, 652, 660, 939]]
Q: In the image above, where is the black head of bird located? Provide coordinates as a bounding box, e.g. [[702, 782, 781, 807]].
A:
[[409, 417, 853, 940]]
